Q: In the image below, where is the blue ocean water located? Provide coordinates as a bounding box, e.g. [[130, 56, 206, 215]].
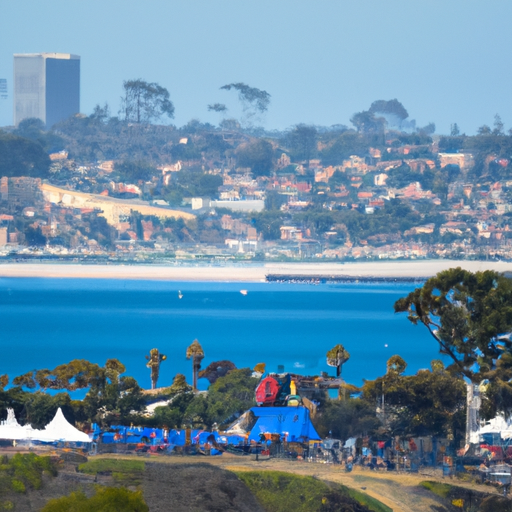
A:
[[0, 278, 441, 391]]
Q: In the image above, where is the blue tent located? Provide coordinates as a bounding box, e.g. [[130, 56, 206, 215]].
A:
[[247, 406, 320, 443]]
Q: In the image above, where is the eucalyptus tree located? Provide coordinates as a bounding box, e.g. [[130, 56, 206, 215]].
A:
[[288, 124, 317, 168], [120, 79, 174, 124], [220, 82, 270, 127], [395, 267, 512, 417]]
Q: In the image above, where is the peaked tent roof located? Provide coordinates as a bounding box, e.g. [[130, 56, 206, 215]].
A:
[[31, 408, 90, 443], [248, 406, 320, 442], [0, 408, 38, 440]]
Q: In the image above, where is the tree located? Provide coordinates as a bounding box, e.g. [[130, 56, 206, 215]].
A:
[[493, 114, 505, 136], [326, 344, 350, 378], [207, 103, 227, 113], [251, 211, 283, 240], [145, 348, 167, 390], [314, 398, 379, 440], [90, 103, 111, 123], [320, 131, 370, 165], [10, 359, 144, 427], [198, 360, 236, 385], [167, 373, 192, 395], [419, 122, 436, 136], [0, 132, 51, 178], [477, 124, 492, 135], [362, 358, 466, 438], [24, 226, 46, 246], [450, 123, 460, 137], [14, 118, 65, 153], [114, 160, 156, 183], [235, 139, 274, 176], [220, 83, 270, 113], [197, 173, 222, 197], [220, 82, 270, 126], [350, 110, 386, 134], [181, 368, 258, 429], [14, 118, 46, 140], [22, 392, 76, 429], [288, 125, 317, 168], [13, 359, 105, 393], [186, 339, 205, 391], [369, 99, 409, 121], [264, 190, 287, 211], [120, 79, 174, 124], [394, 268, 512, 383]]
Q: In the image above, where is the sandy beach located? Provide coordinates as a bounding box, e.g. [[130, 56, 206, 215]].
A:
[[0, 260, 510, 282]]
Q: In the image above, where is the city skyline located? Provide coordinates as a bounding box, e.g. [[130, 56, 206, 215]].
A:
[[1, 0, 512, 134]]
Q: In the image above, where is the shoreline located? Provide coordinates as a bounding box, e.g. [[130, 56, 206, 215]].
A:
[[0, 260, 510, 282]]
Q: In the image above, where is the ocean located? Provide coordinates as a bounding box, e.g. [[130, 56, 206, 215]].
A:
[[0, 278, 440, 392]]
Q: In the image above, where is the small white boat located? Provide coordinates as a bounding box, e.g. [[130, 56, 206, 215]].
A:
[[240, 290, 248, 296], [178, 291, 183, 299]]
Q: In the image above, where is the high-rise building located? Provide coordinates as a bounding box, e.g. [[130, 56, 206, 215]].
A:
[[13, 53, 80, 128], [0, 79, 7, 100]]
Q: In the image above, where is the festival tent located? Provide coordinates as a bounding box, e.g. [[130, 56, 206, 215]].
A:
[[247, 406, 320, 443], [30, 408, 90, 443], [0, 409, 38, 440], [472, 416, 512, 443]]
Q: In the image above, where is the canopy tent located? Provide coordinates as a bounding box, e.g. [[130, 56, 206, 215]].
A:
[[247, 406, 320, 443], [31, 408, 90, 443], [0, 409, 37, 440], [0, 408, 90, 443], [471, 416, 512, 442]]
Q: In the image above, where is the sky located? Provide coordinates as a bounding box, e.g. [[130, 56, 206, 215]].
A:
[[1, 0, 511, 135]]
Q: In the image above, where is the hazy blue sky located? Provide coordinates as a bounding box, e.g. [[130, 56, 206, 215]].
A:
[[1, 0, 511, 134]]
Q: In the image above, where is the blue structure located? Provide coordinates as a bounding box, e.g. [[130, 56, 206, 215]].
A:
[[247, 406, 320, 443], [93, 405, 320, 450]]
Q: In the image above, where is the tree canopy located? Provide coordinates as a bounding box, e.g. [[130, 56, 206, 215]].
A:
[[235, 139, 274, 176], [369, 99, 409, 121], [394, 268, 512, 383], [220, 83, 270, 113], [361, 357, 466, 438], [120, 79, 174, 124], [326, 344, 350, 377], [0, 131, 51, 178]]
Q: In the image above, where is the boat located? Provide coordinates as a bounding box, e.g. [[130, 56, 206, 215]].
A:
[[240, 290, 248, 296], [178, 291, 183, 299]]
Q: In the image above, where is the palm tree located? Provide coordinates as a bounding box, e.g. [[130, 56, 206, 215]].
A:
[[145, 348, 167, 389], [186, 339, 205, 391], [326, 344, 350, 378]]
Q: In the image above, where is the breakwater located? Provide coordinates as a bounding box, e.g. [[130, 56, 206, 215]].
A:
[[265, 274, 424, 284]]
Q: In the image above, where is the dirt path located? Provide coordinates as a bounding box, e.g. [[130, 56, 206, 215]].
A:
[[100, 453, 501, 511]]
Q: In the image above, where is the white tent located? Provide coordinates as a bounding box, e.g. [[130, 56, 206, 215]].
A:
[[474, 415, 512, 441], [31, 408, 90, 443], [0, 408, 38, 440], [0, 407, 90, 443]]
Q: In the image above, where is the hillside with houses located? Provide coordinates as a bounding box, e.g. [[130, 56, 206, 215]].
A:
[[1, 101, 512, 262]]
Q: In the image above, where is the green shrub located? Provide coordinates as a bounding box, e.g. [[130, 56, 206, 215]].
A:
[[420, 480, 452, 499], [10, 480, 25, 494], [236, 470, 389, 512], [0, 453, 58, 496], [41, 486, 148, 512], [78, 458, 144, 475]]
